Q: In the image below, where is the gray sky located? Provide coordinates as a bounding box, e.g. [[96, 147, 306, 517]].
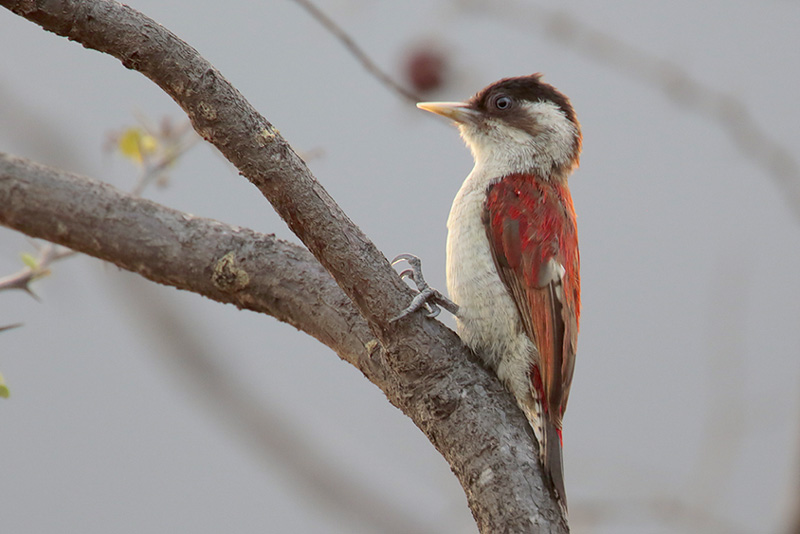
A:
[[2, 1, 799, 533]]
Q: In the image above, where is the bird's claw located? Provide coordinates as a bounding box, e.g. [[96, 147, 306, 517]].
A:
[[391, 253, 458, 322], [391, 253, 423, 271], [397, 268, 416, 282]]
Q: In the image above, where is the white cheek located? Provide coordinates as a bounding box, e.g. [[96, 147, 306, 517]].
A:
[[459, 101, 577, 176], [523, 101, 578, 164]]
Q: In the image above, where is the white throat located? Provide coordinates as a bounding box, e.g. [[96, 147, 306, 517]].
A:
[[458, 100, 578, 179]]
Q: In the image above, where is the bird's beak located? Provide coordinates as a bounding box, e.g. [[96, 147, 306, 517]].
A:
[[416, 101, 478, 124]]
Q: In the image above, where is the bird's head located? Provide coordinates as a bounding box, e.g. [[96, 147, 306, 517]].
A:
[[418, 74, 581, 180]]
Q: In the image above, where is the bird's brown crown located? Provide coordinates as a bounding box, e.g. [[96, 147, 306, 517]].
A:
[[468, 74, 579, 130]]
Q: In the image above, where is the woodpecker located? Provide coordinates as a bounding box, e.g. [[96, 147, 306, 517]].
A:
[[409, 74, 581, 508]]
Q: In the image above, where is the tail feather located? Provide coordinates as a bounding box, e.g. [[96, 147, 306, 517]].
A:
[[543, 417, 567, 512]]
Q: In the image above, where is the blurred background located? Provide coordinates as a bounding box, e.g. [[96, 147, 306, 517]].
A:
[[1, 1, 799, 533]]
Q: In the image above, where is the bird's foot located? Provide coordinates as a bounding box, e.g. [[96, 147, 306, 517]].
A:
[[391, 253, 458, 322]]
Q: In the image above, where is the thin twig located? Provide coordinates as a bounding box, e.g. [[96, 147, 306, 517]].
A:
[[0, 121, 198, 295], [130, 129, 200, 197], [289, 0, 422, 103], [0, 243, 74, 297]]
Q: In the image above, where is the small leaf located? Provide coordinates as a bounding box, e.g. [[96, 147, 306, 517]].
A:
[[139, 133, 158, 155], [118, 127, 159, 163], [118, 128, 144, 161], [20, 252, 39, 270], [0, 371, 9, 399]]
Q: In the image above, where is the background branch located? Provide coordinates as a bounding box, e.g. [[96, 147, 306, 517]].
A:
[[289, 0, 421, 103]]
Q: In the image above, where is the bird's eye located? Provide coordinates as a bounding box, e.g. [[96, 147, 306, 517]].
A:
[[493, 95, 513, 110]]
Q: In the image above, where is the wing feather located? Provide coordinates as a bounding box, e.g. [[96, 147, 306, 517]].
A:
[[483, 174, 579, 426]]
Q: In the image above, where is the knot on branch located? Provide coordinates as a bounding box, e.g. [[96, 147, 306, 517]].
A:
[[197, 101, 217, 121], [256, 128, 278, 147], [211, 251, 250, 293]]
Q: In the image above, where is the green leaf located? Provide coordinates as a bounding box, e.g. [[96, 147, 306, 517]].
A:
[[0, 372, 9, 399], [118, 127, 158, 164], [20, 252, 38, 270]]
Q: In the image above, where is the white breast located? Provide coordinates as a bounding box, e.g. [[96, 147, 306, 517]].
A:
[[445, 164, 536, 401]]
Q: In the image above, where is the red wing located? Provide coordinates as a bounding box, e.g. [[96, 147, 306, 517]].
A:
[[483, 175, 580, 424]]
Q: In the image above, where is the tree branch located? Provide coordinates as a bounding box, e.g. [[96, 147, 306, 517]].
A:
[[0, 152, 378, 374], [0, 0, 568, 530], [288, 0, 422, 103]]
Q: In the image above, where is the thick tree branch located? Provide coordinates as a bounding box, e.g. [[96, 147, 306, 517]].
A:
[[0, 0, 568, 530], [0, 152, 378, 374]]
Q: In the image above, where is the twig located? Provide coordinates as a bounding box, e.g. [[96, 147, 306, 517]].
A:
[[0, 120, 197, 295], [129, 120, 199, 197], [289, 0, 422, 103], [0, 243, 74, 297]]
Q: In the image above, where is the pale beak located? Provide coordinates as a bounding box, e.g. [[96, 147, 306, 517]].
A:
[[416, 101, 479, 124]]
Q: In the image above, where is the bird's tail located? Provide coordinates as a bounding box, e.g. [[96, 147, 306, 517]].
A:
[[543, 417, 567, 512]]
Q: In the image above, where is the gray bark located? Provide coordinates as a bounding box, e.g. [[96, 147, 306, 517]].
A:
[[0, 1, 568, 531]]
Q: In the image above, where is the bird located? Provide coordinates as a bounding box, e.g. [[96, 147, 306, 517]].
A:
[[402, 74, 582, 509]]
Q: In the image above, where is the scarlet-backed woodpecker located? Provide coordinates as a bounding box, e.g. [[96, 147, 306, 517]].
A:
[[404, 74, 582, 508]]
